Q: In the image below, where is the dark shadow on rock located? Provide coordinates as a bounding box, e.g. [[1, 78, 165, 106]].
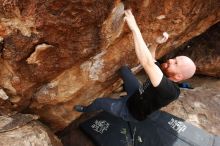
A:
[[56, 112, 99, 146]]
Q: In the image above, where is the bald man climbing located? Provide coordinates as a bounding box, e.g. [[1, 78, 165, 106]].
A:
[[74, 10, 196, 121]]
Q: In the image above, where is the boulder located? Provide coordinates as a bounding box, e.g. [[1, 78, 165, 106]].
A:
[[0, 113, 62, 146], [0, 0, 219, 131]]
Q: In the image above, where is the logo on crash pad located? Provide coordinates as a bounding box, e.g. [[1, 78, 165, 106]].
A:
[[168, 118, 187, 133], [91, 120, 110, 134]]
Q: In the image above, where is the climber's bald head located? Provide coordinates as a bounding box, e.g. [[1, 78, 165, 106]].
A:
[[161, 56, 196, 82]]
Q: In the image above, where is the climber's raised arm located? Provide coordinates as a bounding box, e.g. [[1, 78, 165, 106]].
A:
[[124, 10, 163, 87]]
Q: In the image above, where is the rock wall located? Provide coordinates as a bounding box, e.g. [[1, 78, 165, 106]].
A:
[[0, 0, 219, 131], [0, 113, 62, 146]]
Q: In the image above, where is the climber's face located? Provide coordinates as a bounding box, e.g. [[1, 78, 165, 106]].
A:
[[161, 56, 196, 82]]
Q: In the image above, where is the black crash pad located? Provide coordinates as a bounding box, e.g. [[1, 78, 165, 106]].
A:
[[80, 111, 220, 146]]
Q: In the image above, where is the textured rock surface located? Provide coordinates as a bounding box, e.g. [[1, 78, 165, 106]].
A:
[[0, 0, 219, 131], [0, 113, 62, 146]]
